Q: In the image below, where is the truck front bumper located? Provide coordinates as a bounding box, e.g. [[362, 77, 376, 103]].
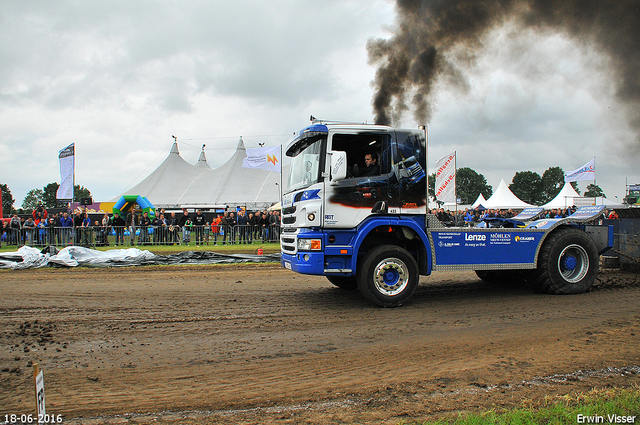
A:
[[281, 252, 325, 275]]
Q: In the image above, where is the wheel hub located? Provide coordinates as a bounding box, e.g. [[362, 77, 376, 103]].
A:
[[558, 244, 589, 283], [373, 258, 409, 296]]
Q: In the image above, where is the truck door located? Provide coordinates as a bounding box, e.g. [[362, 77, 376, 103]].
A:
[[324, 129, 394, 229], [388, 130, 427, 214]]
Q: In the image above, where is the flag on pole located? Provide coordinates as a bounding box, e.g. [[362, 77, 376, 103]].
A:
[[56, 143, 75, 200], [435, 152, 456, 203], [242, 146, 281, 172], [564, 158, 595, 182]]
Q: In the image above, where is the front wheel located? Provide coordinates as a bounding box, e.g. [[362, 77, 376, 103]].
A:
[[357, 245, 419, 307], [530, 227, 599, 294]]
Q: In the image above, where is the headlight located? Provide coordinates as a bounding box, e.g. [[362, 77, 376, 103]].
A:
[[298, 238, 322, 251]]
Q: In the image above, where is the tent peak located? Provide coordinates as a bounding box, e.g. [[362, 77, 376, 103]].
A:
[[237, 136, 245, 150], [170, 141, 179, 155], [197, 144, 208, 163]]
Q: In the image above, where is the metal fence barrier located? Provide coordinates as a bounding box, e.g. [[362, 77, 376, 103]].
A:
[[0, 225, 281, 248]]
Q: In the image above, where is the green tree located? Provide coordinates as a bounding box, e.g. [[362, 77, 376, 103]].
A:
[[74, 185, 92, 203], [510, 171, 543, 205], [42, 183, 67, 208], [429, 168, 493, 205], [456, 167, 493, 205], [584, 184, 606, 198], [22, 188, 45, 211], [540, 166, 581, 203], [540, 166, 564, 204], [41, 182, 92, 207], [428, 172, 435, 200], [1, 183, 15, 216]]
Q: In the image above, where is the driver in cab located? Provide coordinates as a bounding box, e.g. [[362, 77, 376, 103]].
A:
[[353, 153, 380, 177]]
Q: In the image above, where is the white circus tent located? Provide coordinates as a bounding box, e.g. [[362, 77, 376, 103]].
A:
[[471, 193, 487, 208], [541, 183, 581, 209], [482, 179, 534, 209], [115, 138, 284, 210]]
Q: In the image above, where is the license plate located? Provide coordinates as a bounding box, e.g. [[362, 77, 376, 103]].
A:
[[284, 261, 292, 270]]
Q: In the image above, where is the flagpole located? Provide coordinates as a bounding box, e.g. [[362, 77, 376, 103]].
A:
[[280, 144, 283, 205], [454, 150, 458, 224]]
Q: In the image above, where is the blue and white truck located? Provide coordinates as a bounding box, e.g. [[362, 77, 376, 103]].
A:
[[280, 119, 613, 307]]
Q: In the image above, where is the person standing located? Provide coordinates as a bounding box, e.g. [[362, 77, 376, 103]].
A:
[[73, 210, 84, 245], [228, 212, 237, 244], [101, 213, 111, 246], [220, 212, 230, 245], [139, 211, 151, 245], [23, 216, 36, 245], [193, 209, 206, 247], [167, 212, 180, 245], [126, 209, 138, 246], [112, 212, 125, 245], [8, 214, 20, 245], [236, 209, 248, 244], [47, 217, 56, 246], [178, 209, 191, 245], [211, 214, 221, 245], [81, 212, 92, 246], [154, 213, 168, 245], [59, 212, 73, 245]]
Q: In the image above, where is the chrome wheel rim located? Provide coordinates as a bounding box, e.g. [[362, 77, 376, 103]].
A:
[[558, 244, 589, 283], [372, 258, 409, 296]]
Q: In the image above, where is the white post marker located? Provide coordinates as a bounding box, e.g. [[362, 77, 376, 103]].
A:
[[33, 363, 46, 423]]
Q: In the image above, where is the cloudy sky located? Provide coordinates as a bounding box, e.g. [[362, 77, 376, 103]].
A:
[[1, 1, 637, 208]]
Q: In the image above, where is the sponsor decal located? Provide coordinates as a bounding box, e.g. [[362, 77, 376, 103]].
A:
[[332, 155, 344, 175], [488, 233, 511, 245], [515, 235, 535, 242]]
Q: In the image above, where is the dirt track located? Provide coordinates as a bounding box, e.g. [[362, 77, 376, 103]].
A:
[[1, 264, 639, 424]]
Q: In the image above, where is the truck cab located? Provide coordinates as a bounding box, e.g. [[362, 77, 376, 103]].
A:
[[280, 121, 430, 294]]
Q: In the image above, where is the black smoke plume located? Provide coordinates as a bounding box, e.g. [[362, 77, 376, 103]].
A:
[[368, 0, 640, 128]]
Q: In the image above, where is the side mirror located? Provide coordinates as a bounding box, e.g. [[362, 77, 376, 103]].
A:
[[329, 151, 347, 185]]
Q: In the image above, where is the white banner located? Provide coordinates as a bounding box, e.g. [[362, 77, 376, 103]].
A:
[[565, 158, 595, 182], [56, 143, 74, 200], [435, 152, 456, 203], [242, 146, 281, 172]]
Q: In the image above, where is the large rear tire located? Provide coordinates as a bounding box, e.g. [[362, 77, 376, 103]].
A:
[[531, 227, 599, 294], [357, 245, 419, 307], [326, 276, 358, 290]]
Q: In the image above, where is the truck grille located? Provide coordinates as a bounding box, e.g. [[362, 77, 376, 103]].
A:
[[281, 234, 297, 254]]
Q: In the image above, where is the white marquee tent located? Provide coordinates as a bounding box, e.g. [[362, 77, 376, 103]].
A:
[[116, 138, 284, 210], [482, 179, 534, 209], [541, 183, 581, 209], [471, 193, 487, 208]]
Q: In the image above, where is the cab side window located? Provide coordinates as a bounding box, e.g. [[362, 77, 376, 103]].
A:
[[331, 133, 391, 178]]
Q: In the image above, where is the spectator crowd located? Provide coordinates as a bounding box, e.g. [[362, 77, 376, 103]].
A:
[[431, 206, 618, 226], [0, 202, 621, 248], [0, 204, 281, 248]]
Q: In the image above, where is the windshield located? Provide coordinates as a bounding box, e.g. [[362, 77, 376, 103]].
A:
[[286, 137, 325, 192]]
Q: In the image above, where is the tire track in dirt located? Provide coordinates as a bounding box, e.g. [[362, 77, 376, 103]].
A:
[[1, 267, 639, 423]]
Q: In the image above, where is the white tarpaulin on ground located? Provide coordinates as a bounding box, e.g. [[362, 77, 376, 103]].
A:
[[0, 246, 280, 270]]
